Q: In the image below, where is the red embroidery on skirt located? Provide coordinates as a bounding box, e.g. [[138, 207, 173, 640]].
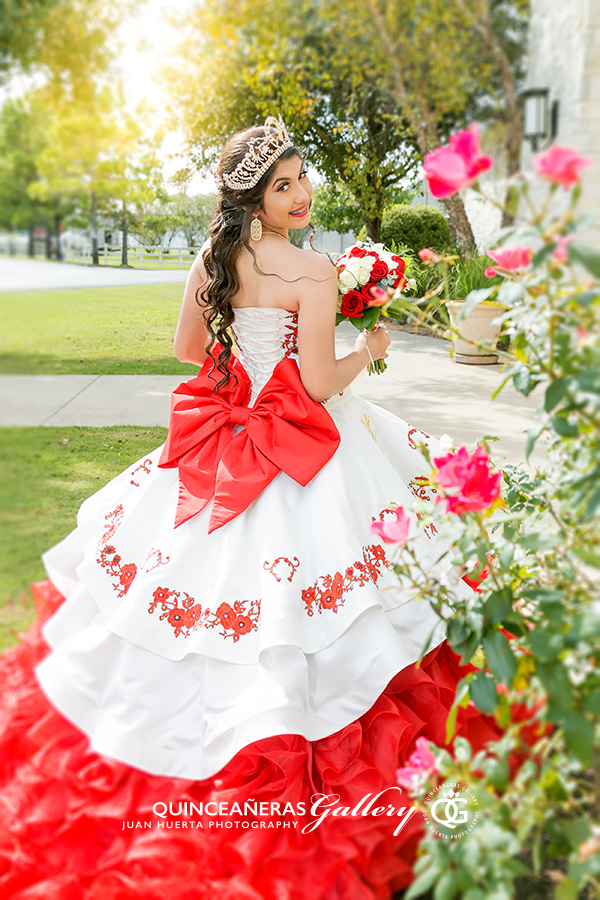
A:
[[148, 588, 261, 641], [415, 512, 439, 540], [408, 475, 438, 502], [98, 505, 125, 548], [372, 507, 398, 522], [407, 427, 431, 451], [281, 312, 299, 356], [96, 546, 138, 597], [302, 544, 391, 616], [263, 556, 300, 583], [142, 548, 171, 573], [130, 458, 154, 486], [96, 505, 137, 595]]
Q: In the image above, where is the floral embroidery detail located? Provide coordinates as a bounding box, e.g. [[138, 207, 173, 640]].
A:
[[263, 556, 300, 583], [407, 427, 431, 451], [281, 311, 298, 356], [302, 544, 391, 616], [98, 505, 125, 548], [372, 506, 399, 522], [408, 475, 438, 502], [148, 587, 261, 641], [97, 545, 138, 597], [96, 505, 137, 596], [130, 458, 154, 487], [142, 548, 171, 573]]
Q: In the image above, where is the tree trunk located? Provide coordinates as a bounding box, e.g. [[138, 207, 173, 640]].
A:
[[55, 213, 63, 261], [363, 214, 381, 242], [368, 0, 475, 252], [91, 191, 99, 266], [120, 201, 129, 267]]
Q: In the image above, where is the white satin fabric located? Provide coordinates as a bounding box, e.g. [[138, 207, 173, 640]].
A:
[[35, 307, 471, 780]]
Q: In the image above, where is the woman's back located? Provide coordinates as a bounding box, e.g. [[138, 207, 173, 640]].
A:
[[229, 237, 312, 311]]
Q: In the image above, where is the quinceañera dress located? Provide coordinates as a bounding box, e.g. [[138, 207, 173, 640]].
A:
[[0, 308, 503, 900]]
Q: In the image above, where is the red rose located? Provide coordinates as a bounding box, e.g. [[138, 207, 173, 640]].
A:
[[370, 260, 389, 281], [391, 255, 406, 274], [340, 290, 365, 318], [393, 273, 407, 291], [349, 247, 368, 258]]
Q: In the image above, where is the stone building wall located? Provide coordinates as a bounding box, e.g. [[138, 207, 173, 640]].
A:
[[525, 0, 600, 245]]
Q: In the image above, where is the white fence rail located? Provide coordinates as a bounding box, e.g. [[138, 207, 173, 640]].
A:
[[62, 244, 199, 269]]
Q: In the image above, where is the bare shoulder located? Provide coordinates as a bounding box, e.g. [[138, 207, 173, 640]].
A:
[[294, 245, 337, 279], [192, 238, 211, 278]]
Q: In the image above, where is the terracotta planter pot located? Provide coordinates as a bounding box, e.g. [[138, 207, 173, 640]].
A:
[[447, 300, 503, 365]]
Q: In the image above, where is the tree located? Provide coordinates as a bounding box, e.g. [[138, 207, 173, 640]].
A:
[[0, 0, 136, 92], [170, 0, 420, 241]]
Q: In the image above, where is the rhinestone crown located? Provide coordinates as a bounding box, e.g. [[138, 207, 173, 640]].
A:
[[214, 114, 293, 191]]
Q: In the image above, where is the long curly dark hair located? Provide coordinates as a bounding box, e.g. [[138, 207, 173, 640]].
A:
[[197, 122, 332, 392]]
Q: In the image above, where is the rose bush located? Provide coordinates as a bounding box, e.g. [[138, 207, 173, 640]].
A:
[[379, 128, 600, 900]]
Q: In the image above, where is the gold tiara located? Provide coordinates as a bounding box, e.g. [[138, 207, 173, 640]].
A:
[[215, 114, 293, 191]]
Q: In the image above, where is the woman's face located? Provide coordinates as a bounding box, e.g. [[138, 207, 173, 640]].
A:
[[257, 155, 313, 231]]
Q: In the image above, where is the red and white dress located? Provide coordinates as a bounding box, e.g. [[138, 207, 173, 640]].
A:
[[0, 308, 503, 899]]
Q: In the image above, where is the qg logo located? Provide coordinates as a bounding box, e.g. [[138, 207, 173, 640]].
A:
[[422, 782, 479, 840]]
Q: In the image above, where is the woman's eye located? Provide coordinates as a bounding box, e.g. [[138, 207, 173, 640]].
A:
[[278, 172, 308, 191]]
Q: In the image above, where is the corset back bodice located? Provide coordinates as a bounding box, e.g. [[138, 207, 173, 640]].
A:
[[231, 307, 299, 405]]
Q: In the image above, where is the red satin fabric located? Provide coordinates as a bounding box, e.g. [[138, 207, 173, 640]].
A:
[[158, 348, 341, 533], [0, 580, 535, 900]]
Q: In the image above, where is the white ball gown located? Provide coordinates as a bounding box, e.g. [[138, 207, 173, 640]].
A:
[[0, 307, 504, 899]]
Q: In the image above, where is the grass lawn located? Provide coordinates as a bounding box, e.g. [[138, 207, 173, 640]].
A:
[[0, 284, 199, 375], [0, 425, 166, 651]]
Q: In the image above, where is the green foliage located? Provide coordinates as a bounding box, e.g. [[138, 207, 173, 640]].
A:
[[381, 204, 451, 255], [310, 181, 364, 236], [388, 161, 600, 897]]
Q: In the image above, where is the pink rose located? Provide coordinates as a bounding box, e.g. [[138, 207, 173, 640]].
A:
[[534, 146, 592, 189], [552, 234, 575, 262], [433, 445, 502, 516], [365, 285, 388, 307], [395, 737, 438, 791], [370, 507, 411, 544], [423, 124, 493, 199], [418, 248, 441, 263], [485, 267, 498, 278], [486, 244, 532, 273]]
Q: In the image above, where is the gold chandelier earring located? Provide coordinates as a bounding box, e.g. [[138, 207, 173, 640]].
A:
[[250, 216, 263, 241]]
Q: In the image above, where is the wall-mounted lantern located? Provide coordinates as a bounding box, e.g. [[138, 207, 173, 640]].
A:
[[521, 87, 559, 152]]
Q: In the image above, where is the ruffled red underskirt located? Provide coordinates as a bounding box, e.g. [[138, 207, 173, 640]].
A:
[[0, 581, 509, 900]]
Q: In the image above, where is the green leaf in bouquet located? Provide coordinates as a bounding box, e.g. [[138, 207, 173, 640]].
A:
[[335, 313, 346, 326], [360, 307, 380, 330], [568, 241, 600, 278]]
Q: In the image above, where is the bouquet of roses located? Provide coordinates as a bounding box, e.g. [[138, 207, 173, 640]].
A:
[[335, 239, 408, 374]]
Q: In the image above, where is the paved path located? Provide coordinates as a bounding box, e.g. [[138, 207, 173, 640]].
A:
[[0, 257, 189, 291], [0, 325, 543, 467]]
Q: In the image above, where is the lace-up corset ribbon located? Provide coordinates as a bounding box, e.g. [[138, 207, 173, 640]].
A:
[[158, 343, 341, 533]]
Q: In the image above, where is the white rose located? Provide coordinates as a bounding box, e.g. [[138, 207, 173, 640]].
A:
[[439, 434, 454, 453], [354, 262, 373, 284], [339, 267, 358, 290], [371, 243, 385, 253]]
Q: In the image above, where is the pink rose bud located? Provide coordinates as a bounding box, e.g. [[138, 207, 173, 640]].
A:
[[365, 285, 389, 307], [433, 445, 502, 516], [552, 234, 575, 262], [534, 146, 592, 189], [486, 244, 532, 272], [370, 507, 411, 545], [423, 124, 493, 199], [485, 267, 497, 278]]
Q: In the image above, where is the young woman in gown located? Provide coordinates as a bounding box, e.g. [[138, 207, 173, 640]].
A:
[[0, 116, 504, 899]]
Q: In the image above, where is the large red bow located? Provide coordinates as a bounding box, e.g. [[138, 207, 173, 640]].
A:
[[158, 348, 341, 533]]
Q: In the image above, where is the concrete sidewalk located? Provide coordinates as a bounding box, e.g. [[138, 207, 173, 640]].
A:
[[0, 327, 543, 467], [0, 257, 189, 291]]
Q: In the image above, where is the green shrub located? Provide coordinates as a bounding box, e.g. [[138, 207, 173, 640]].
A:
[[381, 204, 451, 255]]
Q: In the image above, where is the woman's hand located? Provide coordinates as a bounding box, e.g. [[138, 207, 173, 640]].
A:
[[354, 324, 391, 363]]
